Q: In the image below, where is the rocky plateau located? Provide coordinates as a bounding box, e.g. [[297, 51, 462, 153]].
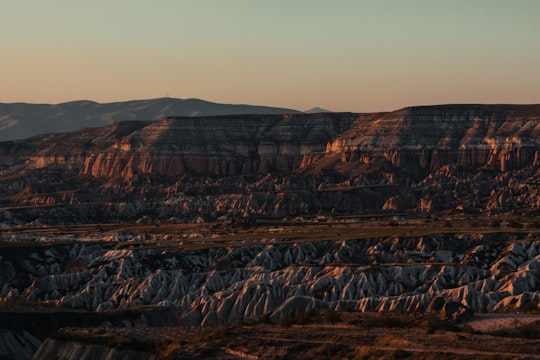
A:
[[0, 104, 539, 225], [0, 103, 540, 358]]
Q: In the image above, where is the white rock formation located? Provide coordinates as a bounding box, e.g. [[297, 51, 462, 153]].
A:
[[1, 233, 539, 325]]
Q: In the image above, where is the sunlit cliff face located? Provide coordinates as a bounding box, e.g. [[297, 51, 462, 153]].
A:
[[16, 104, 540, 178], [0, 104, 539, 224]]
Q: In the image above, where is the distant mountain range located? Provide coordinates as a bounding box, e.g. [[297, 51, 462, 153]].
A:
[[0, 98, 303, 141], [304, 107, 332, 113]]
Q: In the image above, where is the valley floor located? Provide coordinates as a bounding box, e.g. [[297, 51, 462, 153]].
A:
[[1, 217, 540, 359], [36, 312, 540, 360]]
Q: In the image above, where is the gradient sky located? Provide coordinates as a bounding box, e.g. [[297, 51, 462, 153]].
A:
[[2, 0, 539, 112]]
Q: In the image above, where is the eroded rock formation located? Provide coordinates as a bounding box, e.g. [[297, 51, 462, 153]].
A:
[[1, 232, 539, 326], [33, 339, 155, 360], [0, 104, 539, 224]]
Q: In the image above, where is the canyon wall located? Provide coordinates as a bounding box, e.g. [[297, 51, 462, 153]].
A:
[[318, 105, 540, 175], [0, 104, 539, 222], [14, 104, 540, 179]]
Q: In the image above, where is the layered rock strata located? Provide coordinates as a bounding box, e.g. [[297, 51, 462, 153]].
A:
[[319, 105, 540, 174], [0, 104, 539, 221]]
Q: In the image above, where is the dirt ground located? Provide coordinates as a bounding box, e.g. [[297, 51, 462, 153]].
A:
[[54, 312, 540, 359], [466, 313, 540, 333]]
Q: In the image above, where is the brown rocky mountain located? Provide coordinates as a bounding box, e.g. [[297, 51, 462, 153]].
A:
[[0, 104, 539, 224]]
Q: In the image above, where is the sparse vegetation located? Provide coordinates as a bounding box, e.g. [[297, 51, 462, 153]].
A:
[[354, 312, 411, 329], [491, 219, 501, 227], [426, 318, 461, 334], [11, 311, 540, 359], [197, 322, 230, 342], [107, 334, 137, 350], [521, 301, 540, 314], [322, 308, 342, 324], [3, 217, 540, 359], [157, 341, 182, 360], [0, 298, 60, 308], [508, 220, 523, 228], [486, 321, 540, 339], [51, 328, 156, 353]]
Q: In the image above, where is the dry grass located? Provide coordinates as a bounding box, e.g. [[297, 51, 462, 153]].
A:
[[3, 215, 539, 252], [35, 311, 540, 359]]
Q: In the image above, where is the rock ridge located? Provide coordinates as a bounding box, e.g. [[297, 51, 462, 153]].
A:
[[1, 232, 539, 326], [0, 104, 539, 222]]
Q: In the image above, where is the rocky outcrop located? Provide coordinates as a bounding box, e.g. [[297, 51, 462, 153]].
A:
[[0, 104, 539, 224], [78, 114, 357, 177], [2, 104, 539, 359], [319, 105, 540, 174], [16, 105, 540, 178], [1, 232, 539, 325], [0, 329, 40, 360]]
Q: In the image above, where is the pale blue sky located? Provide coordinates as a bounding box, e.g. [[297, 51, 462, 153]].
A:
[[1, 0, 539, 111]]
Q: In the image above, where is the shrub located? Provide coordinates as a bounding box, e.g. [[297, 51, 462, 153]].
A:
[[490, 219, 501, 227], [426, 318, 461, 333], [198, 322, 230, 342], [521, 302, 540, 314], [277, 309, 319, 327], [158, 341, 182, 360], [106, 335, 154, 352], [256, 314, 272, 324], [487, 322, 540, 339], [390, 349, 412, 359], [107, 335, 132, 349], [356, 313, 409, 329], [508, 220, 523, 228], [322, 309, 342, 325], [278, 315, 293, 328]]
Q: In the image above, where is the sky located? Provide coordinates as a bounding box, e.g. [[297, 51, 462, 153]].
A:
[[1, 0, 539, 112]]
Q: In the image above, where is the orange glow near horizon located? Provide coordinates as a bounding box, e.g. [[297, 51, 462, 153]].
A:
[[1, 1, 539, 112]]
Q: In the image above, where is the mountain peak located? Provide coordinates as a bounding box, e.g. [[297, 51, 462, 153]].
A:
[[304, 107, 332, 113]]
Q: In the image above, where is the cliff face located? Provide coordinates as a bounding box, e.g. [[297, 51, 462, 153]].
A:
[[17, 105, 540, 177], [79, 114, 357, 177], [316, 105, 540, 174], [0, 104, 539, 222]]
